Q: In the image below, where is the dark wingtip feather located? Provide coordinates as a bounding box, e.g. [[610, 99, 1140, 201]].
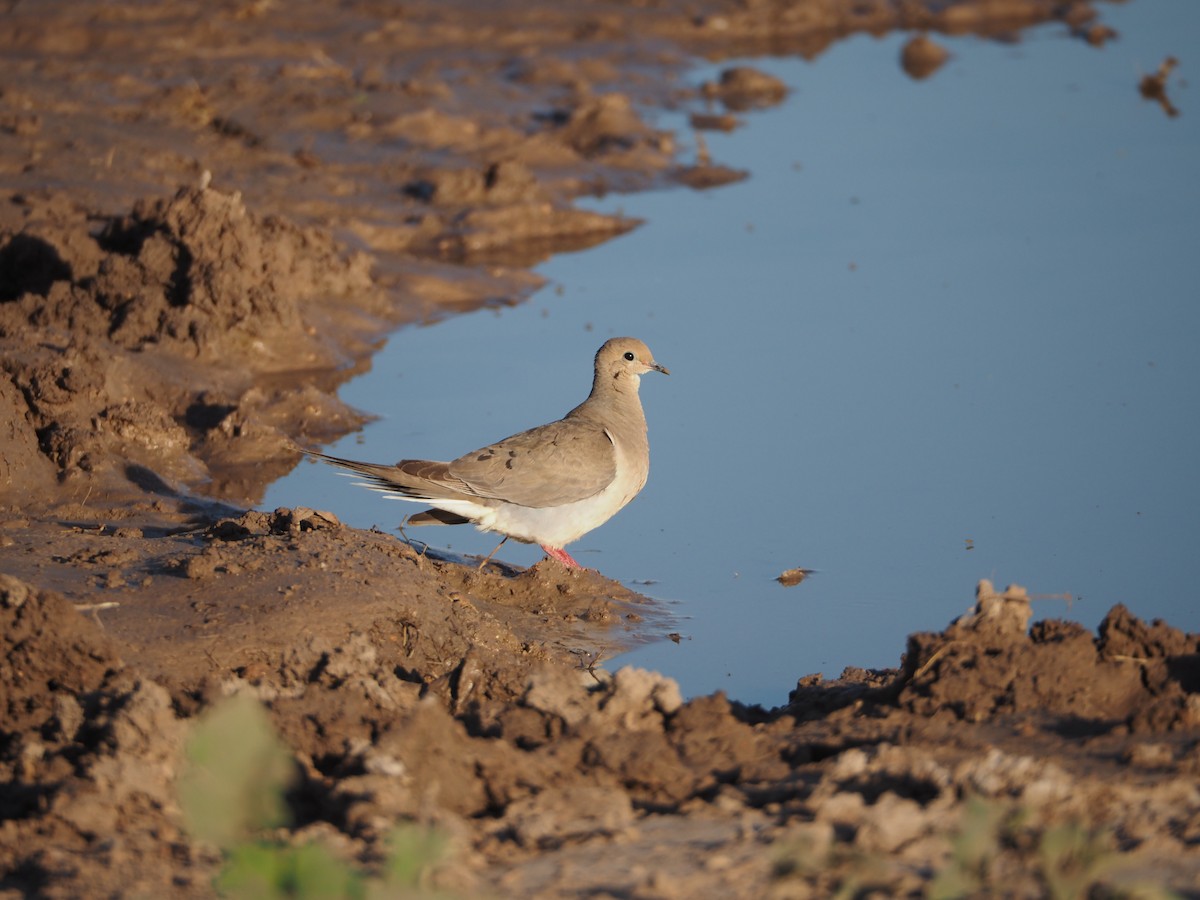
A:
[[407, 508, 471, 526]]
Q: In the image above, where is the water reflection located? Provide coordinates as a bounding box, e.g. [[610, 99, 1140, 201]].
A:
[[267, 0, 1200, 707]]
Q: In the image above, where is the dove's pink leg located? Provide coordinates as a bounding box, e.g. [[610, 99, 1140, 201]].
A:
[[540, 545, 582, 569]]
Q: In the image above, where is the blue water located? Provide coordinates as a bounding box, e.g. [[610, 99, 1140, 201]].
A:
[[266, 0, 1200, 708]]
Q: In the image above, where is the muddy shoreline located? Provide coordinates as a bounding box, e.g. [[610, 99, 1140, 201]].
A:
[[3, 0, 1199, 896]]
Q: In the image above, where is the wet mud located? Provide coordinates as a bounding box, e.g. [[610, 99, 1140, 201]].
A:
[[2, 0, 1198, 896]]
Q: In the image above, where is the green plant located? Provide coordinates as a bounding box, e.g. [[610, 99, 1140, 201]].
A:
[[218, 841, 360, 900], [770, 829, 886, 900], [179, 692, 295, 849], [1038, 819, 1117, 900], [929, 796, 1179, 900], [927, 796, 1009, 899], [179, 693, 447, 899]]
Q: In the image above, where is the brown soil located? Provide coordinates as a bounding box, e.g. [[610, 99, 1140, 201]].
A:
[[3, 0, 1198, 897]]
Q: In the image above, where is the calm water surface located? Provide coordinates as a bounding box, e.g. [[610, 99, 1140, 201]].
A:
[[266, 0, 1200, 707]]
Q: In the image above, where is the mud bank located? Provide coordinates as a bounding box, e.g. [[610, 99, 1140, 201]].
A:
[[4, 0, 1197, 896], [3, 568, 1198, 897]]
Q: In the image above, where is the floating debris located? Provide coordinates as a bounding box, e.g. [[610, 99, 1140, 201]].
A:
[[777, 567, 815, 588], [1078, 22, 1118, 47], [1139, 56, 1180, 119]]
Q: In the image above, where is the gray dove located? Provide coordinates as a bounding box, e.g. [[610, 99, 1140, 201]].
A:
[[305, 337, 668, 569]]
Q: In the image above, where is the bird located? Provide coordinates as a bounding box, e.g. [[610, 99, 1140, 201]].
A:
[[304, 337, 668, 570]]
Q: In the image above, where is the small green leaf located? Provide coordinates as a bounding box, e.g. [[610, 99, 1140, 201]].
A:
[[179, 693, 296, 848], [381, 824, 447, 889], [282, 843, 365, 900], [217, 843, 284, 899]]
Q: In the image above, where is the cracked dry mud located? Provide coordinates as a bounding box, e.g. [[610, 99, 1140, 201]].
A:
[[2, 0, 1198, 897]]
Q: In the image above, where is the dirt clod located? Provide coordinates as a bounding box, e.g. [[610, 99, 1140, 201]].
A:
[[901, 34, 951, 80]]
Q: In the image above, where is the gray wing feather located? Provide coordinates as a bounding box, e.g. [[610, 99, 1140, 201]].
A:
[[448, 419, 616, 508]]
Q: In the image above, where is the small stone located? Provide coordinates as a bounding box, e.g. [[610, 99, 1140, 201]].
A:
[[1123, 742, 1175, 769], [901, 35, 950, 80], [0, 574, 30, 608], [703, 66, 787, 111], [855, 793, 927, 853]]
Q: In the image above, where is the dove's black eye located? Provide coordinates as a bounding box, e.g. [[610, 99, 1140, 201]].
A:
[[623, 351, 635, 361]]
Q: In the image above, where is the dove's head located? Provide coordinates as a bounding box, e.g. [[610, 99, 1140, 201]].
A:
[[595, 337, 669, 384]]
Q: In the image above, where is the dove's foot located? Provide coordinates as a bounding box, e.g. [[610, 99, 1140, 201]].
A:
[[541, 545, 583, 569]]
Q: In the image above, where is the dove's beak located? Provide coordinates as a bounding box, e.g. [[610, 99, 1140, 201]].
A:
[[651, 362, 670, 376]]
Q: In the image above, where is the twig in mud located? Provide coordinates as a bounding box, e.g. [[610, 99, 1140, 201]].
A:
[[396, 519, 430, 559], [74, 601, 120, 613], [203, 645, 223, 670], [912, 643, 959, 681], [74, 600, 120, 629], [571, 648, 606, 681]]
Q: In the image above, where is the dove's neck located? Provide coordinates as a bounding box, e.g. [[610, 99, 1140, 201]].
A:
[[570, 372, 647, 437], [592, 367, 642, 398]]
